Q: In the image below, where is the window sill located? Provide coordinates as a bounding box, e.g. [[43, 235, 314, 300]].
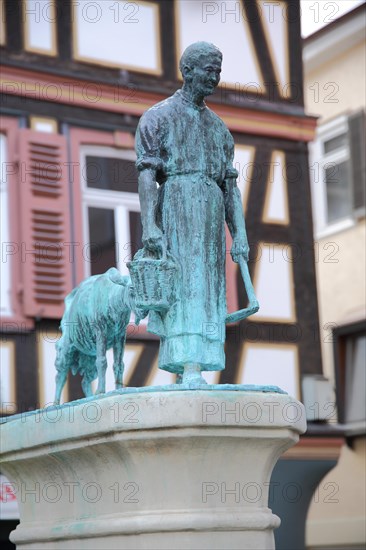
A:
[[315, 217, 355, 240], [339, 420, 366, 438]]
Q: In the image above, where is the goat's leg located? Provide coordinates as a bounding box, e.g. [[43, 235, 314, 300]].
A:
[[54, 339, 68, 405], [54, 370, 68, 405], [95, 329, 107, 395], [78, 353, 95, 397], [113, 333, 126, 390]]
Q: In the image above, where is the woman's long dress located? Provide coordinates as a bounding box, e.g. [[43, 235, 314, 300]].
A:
[[135, 90, 238, 374]]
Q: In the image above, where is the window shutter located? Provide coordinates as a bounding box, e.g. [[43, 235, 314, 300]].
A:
[[19, 129, 72, 318], [348, 110, 366, 219]]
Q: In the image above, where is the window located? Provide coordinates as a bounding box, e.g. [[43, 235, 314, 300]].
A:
[[0, 342, 16, 413], [344, 334, 365, 423], [309, 111, 366, 237], [324, 159, 351, 225], [0, 134, 13, 317], [310, 116, 351, 235], [0, 0, 6, 46], [80, 146, 142, 277], [0, 122, 71, 322], [334, 321, 366, 427]]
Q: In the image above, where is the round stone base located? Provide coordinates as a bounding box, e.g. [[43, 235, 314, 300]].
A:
[[0, 389, 306, 550]]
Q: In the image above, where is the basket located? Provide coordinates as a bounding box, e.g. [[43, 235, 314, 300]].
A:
[[127, 250, 178, 312]]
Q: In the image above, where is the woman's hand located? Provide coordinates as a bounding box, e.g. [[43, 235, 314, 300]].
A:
[[142, 226, 165, 258], [230, 238, 249, 263]]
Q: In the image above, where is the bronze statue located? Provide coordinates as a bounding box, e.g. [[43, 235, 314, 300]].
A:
[[132, 42, 258, 386], [53, 268, 143, 404]]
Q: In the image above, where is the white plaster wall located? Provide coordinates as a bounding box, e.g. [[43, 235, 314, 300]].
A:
[[304, 16, 366, 550], [315, 221, 366, 381], [306, 437, 366, 549], [304, 41, 366, 124], [304, 25, 366, 384]]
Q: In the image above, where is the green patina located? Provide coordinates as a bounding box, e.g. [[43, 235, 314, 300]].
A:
[[130, 41, 258, 385], [53, 42, 259, 399]]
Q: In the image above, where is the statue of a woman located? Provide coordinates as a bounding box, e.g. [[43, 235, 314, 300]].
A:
[[135, 42, 249, 384]]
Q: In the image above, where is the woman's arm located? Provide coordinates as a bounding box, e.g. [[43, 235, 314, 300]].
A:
[[138, 168, 164, 257], [223, 178, 250, 263]]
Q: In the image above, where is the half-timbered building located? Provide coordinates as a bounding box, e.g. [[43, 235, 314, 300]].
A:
[[0, 2, 341, 548]]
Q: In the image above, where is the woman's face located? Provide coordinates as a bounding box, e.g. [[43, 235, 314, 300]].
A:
[[188, 55, 222, 96]]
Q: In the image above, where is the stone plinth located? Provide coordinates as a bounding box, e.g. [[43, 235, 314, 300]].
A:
[[0, 389, 306, 550]]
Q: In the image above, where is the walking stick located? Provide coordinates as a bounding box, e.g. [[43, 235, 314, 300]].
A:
[[226, 256, 259, 324]]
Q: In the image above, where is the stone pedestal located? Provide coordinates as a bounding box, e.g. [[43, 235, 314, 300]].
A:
[[0, 389, 306, 549]]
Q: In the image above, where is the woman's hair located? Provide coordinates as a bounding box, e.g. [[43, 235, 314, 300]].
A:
[[179, 42, 222, 75]]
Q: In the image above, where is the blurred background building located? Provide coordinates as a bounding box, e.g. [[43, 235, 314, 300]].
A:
[[303, 4, 366, 549], [0, 1, 364, 549]]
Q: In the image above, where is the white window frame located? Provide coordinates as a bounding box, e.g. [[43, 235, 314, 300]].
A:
[[309, 115, 354, 239], [80, 145, 140, 278], [344, 333, 366, 425], [0, 133, 13, 317]]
